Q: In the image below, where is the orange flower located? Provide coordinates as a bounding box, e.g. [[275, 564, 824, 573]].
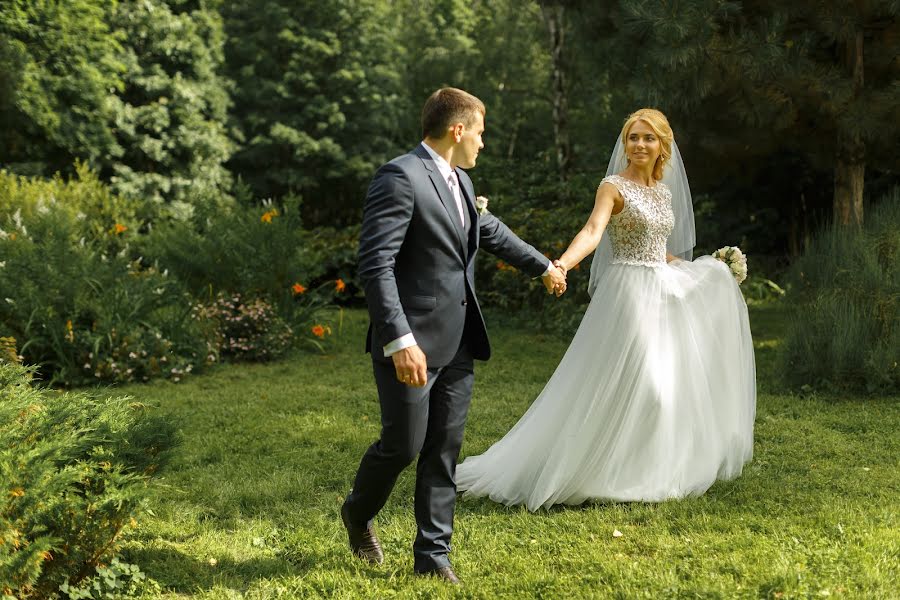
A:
[[496, 260, 507, 271], [113, 223, 127, 234], [311, 324, 326, 338], [291, 282, 307, 295], [260, 209, 278, 223], [335, 278, 346, 293]]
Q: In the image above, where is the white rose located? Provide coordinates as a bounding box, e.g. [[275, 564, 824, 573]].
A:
[[475, 195, 490, 215]]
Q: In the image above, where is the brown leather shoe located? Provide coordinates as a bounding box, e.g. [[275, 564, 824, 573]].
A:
[[340, 503, 384, 564], [415, 566, 461, 585]]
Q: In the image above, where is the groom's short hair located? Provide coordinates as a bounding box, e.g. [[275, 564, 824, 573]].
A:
[[422, 88, 485, 139]]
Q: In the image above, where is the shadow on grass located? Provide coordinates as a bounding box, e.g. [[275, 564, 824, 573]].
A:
[[124, 546, 298, 592]]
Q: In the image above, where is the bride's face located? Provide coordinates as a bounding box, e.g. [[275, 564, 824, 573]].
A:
[[625, 120, 661, 168]]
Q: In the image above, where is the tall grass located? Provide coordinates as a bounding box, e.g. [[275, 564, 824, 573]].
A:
[[781, 188, 899, 393]]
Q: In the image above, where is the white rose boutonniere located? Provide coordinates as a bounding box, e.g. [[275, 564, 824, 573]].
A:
[[712, 245, 748, 284], [475, 195, 490, 216]]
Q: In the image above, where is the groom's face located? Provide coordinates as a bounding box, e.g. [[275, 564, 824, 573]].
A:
[[455, 111, 485, 169]]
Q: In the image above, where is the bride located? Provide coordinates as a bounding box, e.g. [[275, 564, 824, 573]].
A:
[[456, 108, 756, 511]]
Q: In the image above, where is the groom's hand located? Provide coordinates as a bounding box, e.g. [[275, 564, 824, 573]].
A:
[[392, 345, 428, 387], [542, 264, 567, 297]]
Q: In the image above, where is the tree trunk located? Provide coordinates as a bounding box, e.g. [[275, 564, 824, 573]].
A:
[[833, 17, 865, 226], [540, 3, 570, 182]]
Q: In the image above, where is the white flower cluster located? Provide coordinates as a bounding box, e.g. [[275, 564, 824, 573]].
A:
[[475, 195, 490, 216], [713, 246, 748, 284]]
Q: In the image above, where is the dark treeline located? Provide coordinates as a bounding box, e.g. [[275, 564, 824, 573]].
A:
[[1, 0, 897, 265]]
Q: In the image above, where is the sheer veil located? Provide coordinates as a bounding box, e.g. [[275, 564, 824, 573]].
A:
[[587, 138, 696, 296]]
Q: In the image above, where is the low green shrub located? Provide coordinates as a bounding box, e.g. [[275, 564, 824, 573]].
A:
[[140, 198, 319, 304], [780, 187, 899, 393], [0, 203, 212, 386], [0, 166, 351, 384], [58, 557, 160, 599], [140, 198, 343, 348], [193, 292, 293, 361], [0, 361, 176, 598]]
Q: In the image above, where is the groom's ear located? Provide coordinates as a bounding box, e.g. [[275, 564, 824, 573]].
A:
[[450, 122, 465, 143]]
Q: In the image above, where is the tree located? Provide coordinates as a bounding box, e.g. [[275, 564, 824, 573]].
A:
[[0, 0, 234, 212], [540, 1, 572, 182], [105, 0, 234, 213], [0, 0, 123, 176], [578, 0, 900, 228], [223, 0, 405, 225]]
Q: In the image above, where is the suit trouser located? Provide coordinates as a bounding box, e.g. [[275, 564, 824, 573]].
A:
[[344, 342, 474, 571]]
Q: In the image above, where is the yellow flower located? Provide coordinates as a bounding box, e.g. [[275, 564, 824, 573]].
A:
[[261, 209, 279, 223], [65, 319, 74, 343]]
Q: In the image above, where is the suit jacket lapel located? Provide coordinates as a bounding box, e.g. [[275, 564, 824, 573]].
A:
[[415, 146, 467, 257]]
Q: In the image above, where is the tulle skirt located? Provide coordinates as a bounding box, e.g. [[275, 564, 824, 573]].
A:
[[456, 257, 756, 511]]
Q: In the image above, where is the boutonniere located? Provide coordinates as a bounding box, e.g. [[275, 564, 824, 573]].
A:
[[475, 195, 490, 216]]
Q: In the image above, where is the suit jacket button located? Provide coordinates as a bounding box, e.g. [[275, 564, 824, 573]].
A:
[[461, 300, 467, 306]]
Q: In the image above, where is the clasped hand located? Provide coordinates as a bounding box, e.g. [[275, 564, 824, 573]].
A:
[[541, 260, 568, 297]]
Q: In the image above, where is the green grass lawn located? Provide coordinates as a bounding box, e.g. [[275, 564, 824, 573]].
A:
[[117, 303, 899, 599]]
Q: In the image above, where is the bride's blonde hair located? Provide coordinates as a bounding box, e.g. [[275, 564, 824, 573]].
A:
[[620, 108, 674, 181]]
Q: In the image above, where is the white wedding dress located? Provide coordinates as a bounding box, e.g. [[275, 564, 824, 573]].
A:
[[456, 174, 756, 511]]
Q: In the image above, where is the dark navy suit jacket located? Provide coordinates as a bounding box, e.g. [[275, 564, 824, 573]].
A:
[[358, 145, 548, 367]]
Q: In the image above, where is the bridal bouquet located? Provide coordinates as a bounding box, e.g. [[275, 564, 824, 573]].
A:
[[713, 246, 748, 284]]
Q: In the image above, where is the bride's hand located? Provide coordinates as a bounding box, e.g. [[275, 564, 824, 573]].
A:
[[553, 259, 568, 277]]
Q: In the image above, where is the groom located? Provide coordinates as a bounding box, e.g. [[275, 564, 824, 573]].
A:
[[341, 87, 566, 583]]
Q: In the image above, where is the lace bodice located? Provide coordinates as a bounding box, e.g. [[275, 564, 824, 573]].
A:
[[602, 174, 674, 266]]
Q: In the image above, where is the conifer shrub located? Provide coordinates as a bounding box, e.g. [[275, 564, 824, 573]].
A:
[[0, 361, 176, 598], [780, 188, 899, 393]]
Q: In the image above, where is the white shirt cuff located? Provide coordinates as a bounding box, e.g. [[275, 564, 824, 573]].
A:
[[383, 333, 418, 357], [541, 259, 554, 277]]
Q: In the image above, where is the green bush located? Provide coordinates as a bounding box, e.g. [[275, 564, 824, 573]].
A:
[[0, 361, 176, 599], [193, 292, 293, 361], [140, 198, 341, 338], [473, 164, 597, 331], [1, 166, 350, 384], [780, 188, 899, 393], [0, 194, 212, 386]]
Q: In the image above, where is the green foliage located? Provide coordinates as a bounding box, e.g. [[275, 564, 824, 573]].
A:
[[0, 0, 233, 209], [223, 0, 405, 224], [106, 0, 233, 212], [193, 293, 293, 362], [59, 557, 160, 599], [0, 0, 123, 176], [473, 168, 597, 331], [0, 361, 176, 598], [781, 188, 900, 393], [139, 199, 338, 332], [0, 169, 212, 386]]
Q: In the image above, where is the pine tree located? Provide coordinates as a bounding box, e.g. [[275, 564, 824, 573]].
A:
[[0, 0, 122, 175], [223, 0, 405, 225], [578, 0, 900, 226], [105, 0, 234, 213]]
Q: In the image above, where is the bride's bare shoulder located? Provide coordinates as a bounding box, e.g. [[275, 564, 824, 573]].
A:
[[597, 176, 625, 214]]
